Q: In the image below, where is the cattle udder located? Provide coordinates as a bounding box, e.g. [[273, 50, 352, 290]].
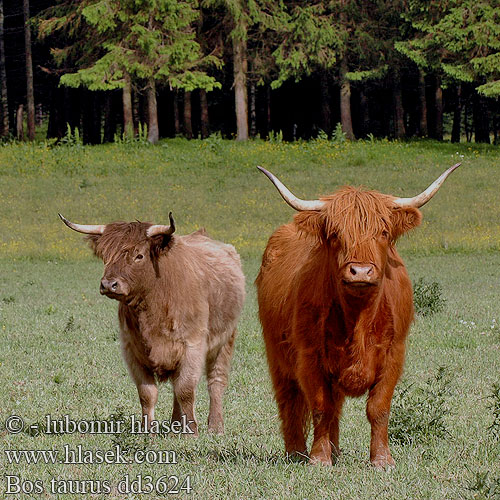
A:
[[256, 163, 460, 467], [60, 212, 245, 436]]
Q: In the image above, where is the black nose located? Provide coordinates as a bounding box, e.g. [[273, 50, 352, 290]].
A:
[[100, 278, 118, 294]]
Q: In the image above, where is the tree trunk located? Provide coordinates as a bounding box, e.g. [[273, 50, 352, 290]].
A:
[[233, 33, 248, 141], [47, 86, 58, 139], [417, 70, 428, 137], [0, 0, 9, 137], [434, 78, 443, 140], [451, 84, 461, 143], [122, 75, 134, 138], [82, 90, 93, 144], [23, 0, 35, 141], [68, 88, 81, 133], [184, 90, 192, 139], [103, 92, 116, 143], [393, 72, 405, 139], [320, 71, 331, 135], [493, 99, 499, 145], [249, 81, 257, 138], [16, 104, 23, 140], [339, 58, 354, 140], [132, 90, 140, 135], [48, 85, 69, 139], [146, 80, 159, 143], [464, 94, 472, 142], [266, 85, 271, 137], [473, 91, 490, 143], [199, 89, 209, 138], [173, 91, 180, 135], [36, 102, 42, 126], [93, 92, 101, 144], [359, 90, 369, 137]]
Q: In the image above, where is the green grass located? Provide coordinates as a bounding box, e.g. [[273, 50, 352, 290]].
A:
[[1, 138, 499, 259], [0, 139, 499, 499]]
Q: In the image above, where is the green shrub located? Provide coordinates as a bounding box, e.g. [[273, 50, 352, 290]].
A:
[[59, 123, 83, 147], [466, 472, 500, 500], [413, 277, 446, 316], [113, 122, 149, 144], [390, 366, 452, 445], [267, 130, 283, 143], [206, 131, 223, 154], [488, 383, 500, 440], [331, 122, 346, 144]]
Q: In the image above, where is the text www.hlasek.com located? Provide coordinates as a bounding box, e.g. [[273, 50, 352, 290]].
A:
[[3, 414, 193, 495], [5, 444, 177, 465]]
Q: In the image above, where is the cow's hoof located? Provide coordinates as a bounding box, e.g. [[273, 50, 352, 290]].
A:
[[207, 424, 224, 435], [371, 455, 395, 469], [309, 455, 332, 466]]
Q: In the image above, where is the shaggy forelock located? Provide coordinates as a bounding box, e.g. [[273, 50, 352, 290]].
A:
[[321, 187, 393, 262], [89, 221, 151, 262]]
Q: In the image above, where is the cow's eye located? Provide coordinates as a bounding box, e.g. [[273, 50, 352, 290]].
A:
[[134, 254, 144, 262], [381, 231, 389, 239]]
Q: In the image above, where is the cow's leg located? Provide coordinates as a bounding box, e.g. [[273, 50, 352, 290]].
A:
[[205, 329, 237, 434], [122, 347, 157, 429], [171, 346, 206, 437], [171, 394, 182, 423], [274, 376, 308, 459], [366, 347, 405, 468], [328, 389, 345, 459], [297, 355, 333, 465], [309, 405, 334, 465]]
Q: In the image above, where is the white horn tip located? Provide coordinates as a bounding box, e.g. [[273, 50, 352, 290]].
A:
[[257, 165, 272, 178], [58, 213, 70, 226], [58, 214, 106, 235], [394, 162, 463, 208], [256, 165, 325, 211]]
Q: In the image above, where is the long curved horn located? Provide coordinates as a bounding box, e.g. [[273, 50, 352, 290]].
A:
[[394, 163, 461, 208], [58, 213, 106, 235], [146, 212, 176, 238], [257, 166, 325, 211]]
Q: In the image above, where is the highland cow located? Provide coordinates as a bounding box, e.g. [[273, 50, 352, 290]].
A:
[[60, 213, 245, 436], [255, 164, 460, 466]]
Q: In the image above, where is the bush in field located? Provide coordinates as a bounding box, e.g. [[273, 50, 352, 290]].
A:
[[466, 472, 500, 500], [488, 383, 500, 440], [113, 123, 149, 145], [59, 124, 83, 147], [267, 130, 283, 143], [206, 131, 223, 154], [413, 277, 446, 316], [331, 122, 347, 144], [390, 367, 452, 445]]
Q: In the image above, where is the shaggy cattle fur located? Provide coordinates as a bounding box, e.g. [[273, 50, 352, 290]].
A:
[[256, 185, 423, 467], [66, 219, 245, 436]]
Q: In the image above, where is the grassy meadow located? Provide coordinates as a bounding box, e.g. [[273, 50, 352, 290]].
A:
[[1, 138, 499, 499]]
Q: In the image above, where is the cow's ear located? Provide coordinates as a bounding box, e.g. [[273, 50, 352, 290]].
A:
[[293, 211, 326, 240], [149, 234, 173, 262], [149, 233, 173, 252], [391, 207, 422, 239], [86, 235, 102, 258], [149, 235, 173, 277]]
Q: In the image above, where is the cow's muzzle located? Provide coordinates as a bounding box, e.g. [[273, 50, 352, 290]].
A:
[[100, 278, 124, 297], [342, 264, 378, 287]]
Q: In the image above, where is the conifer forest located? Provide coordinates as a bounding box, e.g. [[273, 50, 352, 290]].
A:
[[1, 0, 499, 144]]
